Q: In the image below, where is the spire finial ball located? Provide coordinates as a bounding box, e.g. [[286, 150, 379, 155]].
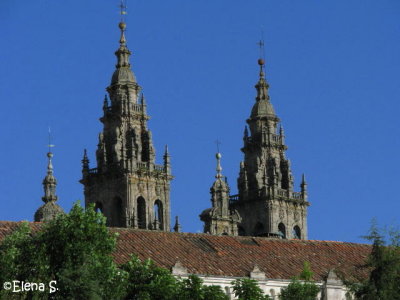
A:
[[258, 58, 265, 66], [47, 152, 53, 158], [119, 22, 126, 30], [216, 153, 222, 159]]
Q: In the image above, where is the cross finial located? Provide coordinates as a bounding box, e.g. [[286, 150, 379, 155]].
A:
[[257, 28, 266, 60], [47, 127, 55, 153], [215, 139, 221, 153], [119, 0, 127, 21], [257, 39, 265, 60]]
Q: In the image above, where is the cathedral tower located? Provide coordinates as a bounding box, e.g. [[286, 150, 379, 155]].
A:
[[231, 57, 309, 239], [80, 21, 172, 229]]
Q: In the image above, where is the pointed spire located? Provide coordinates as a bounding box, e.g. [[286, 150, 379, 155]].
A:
[[140, 93, 147, 106], [173, 216, 181, 233], [103, 95, 109, 111], [215, 152, 223, 179], [119, 21, 127, 46], [35, 149, 64, 222], [82, 149, 90, 171], [301, 173, 307, 185], [163, 145, 171, 175], [164, 144, 169, 156], [110, 19, 137, 85], [301, 173, 308, 199], [279, 124, 284, 136], [42, 151, 57, 203], [255, 58, 270, 101], [250, 51, 276, 119]]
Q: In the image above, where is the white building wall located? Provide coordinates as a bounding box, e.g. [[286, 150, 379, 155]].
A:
[[173, 274, 349, 300]]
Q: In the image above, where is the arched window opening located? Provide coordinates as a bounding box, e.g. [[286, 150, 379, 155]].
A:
[[278, 223, 286, 239], [94, 202, 103, 213], [137, 197, 146, 229], [238, 226, 245, 236], [293, 225, 301, 239], [114, 197, 124, 227], [280, 161, 289, 189], [153, 200, 163, 230], [254, 222, 264, 236]]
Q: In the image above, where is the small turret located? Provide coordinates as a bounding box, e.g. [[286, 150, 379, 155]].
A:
[[200, 151, 241, 235], [34, 151, 64, 222], [103, 95, 109, 113], [163, 145, 171, 174], [173, 216, 182, 233], [301, 173, 308, 200], [82, 149, 90, 177], [243, 126, 249, 139]]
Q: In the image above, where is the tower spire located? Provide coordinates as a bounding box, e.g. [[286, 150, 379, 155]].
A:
[[81, 5, 173, 230], [250, 40, 275, 119], [119, 0, 127, 22], [43, 127, 56, 203], [34, 134, 64, 222], [233, 43, 310, 239], [215, 140, 223, 179], [110, 3, 137, 86], [257, 39, 266, 79]]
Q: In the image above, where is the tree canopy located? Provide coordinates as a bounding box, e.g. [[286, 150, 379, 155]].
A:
[[1, 202, 260, 300], [279, 261, 320, 300], [346, 222, 400, 300]]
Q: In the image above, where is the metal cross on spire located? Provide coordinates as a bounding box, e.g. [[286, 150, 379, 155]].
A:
[[120, 0, 127, 21], [47, 127, 55, 153], [257, 29, 266, 60], [215, 139, 221, 153], [257, 40, 265, 60]]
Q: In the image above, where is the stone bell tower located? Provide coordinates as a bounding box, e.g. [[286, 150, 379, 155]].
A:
[[231, 56, 309, 239], [80, 20, 172, 230]]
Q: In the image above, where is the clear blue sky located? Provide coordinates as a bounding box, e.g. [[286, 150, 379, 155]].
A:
[[1, 1, 399, 243]]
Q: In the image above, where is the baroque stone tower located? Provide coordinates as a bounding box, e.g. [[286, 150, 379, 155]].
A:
[[230, 57, 309, 239], [200, 152, 241, 235], [80, 21, 172, 230]]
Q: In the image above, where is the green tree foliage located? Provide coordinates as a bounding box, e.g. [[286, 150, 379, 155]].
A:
[[120, 257, 229, 300], [0, 221, 47, 299], [279, 262, 320, 300], [176, 275, 229, 300], [232, 278, 271, 300], [120, 256, 178, 300], [0, 203, 231, 300], [347, 222, 400, 300], [0, 202, 124, 299]]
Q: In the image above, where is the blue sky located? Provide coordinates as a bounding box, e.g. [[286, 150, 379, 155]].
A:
[[0, 1, 399, 243]]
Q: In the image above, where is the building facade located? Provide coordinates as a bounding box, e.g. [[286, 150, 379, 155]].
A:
[[201, 58, 310, 239], [80, 22, 173, 230], [233, 58, 309, 239]]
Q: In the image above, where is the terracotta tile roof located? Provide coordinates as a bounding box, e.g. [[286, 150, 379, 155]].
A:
[[0, 221, 371, 281]]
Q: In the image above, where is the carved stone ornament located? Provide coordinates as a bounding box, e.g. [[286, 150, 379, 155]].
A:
[[294, 211, 300, 222], [138, 183, 144, 193], [155, 184, 161, 196], [279, 208, 285, 219]]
